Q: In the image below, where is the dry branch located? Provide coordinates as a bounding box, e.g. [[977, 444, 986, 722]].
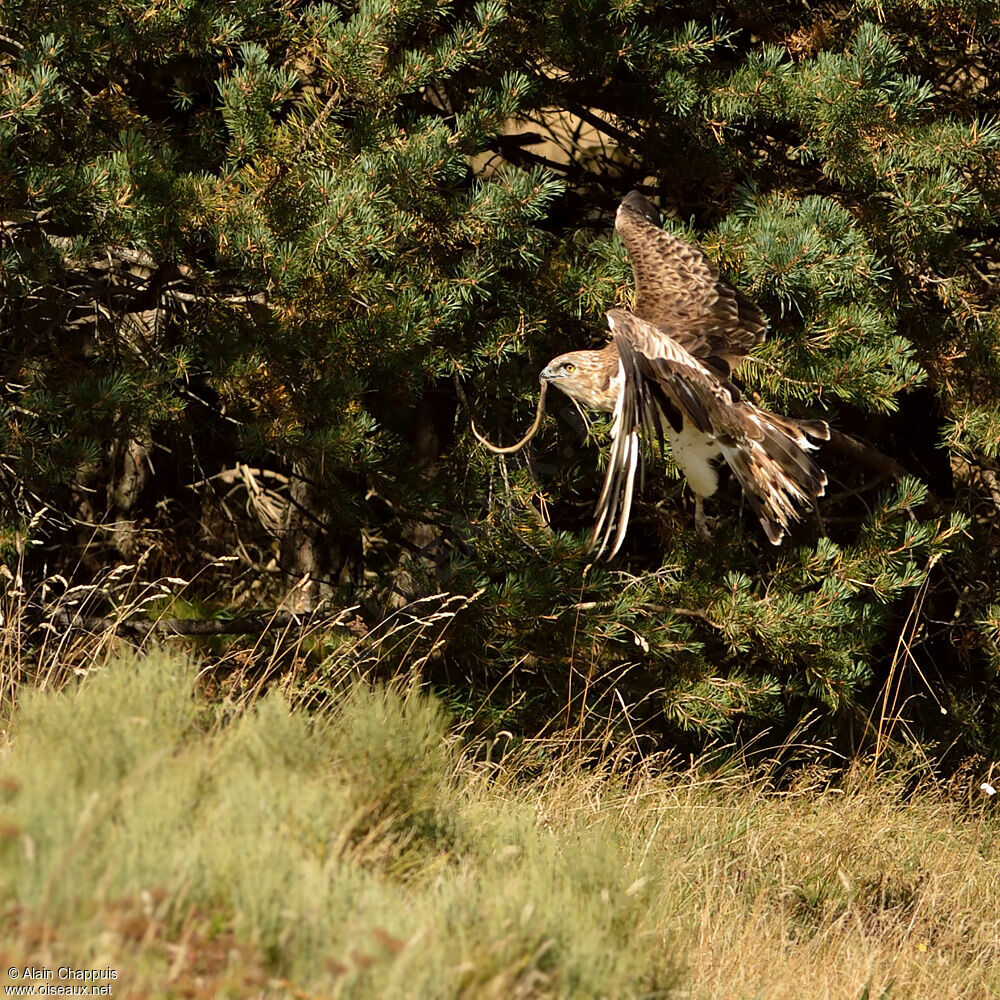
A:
[[49, 609, 351, 638], [826, 428, 912, 480]]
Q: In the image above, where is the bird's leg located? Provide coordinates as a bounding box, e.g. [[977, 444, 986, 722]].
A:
[[694, 495, 713, 539]]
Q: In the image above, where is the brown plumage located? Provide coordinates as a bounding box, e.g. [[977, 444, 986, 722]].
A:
[[615, 190, 766, 378], [540, 191, 829, 556]]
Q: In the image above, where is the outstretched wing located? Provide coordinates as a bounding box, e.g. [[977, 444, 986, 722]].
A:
[[615, 191, 766, 377], [592, 309, 828, 557], [592, 309, 731, 557]]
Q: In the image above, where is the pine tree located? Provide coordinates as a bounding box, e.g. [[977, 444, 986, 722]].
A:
[[2, 0, 999, 758]]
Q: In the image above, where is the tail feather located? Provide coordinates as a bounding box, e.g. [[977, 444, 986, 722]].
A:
[[719, 406, 828, 545], [767, 412, 831, 446]]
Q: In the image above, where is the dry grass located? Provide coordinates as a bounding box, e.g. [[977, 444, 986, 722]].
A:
[[0, 649, 997, 999], [524, 760, 1000, 999]]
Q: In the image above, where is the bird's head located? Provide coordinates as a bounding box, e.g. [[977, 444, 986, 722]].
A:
[[540, 352, 582, 384], [616, 190, 660, 227], [540, 348, 618, 412]]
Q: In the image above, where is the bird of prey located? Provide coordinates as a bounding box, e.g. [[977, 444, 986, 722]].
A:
[[538, 191, 829, 557]]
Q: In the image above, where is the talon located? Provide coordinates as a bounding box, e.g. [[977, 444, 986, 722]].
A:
[[694, 496, 714, 539]]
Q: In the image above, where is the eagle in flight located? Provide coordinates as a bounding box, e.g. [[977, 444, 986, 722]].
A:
[[537, 191, 830, 557]]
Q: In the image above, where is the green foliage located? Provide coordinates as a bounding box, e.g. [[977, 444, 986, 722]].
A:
[[2, 0, 1000, 758], [2, 651, 998, 997], [0, 651, 679, 995]]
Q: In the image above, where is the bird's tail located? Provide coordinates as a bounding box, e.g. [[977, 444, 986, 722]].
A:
[[718, 408, 829, 545]]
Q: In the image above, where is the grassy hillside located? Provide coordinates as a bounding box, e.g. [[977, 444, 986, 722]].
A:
[[1, 651, 997, 999]]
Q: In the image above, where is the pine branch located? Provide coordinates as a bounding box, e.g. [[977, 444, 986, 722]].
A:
[[258, 90, 340, 202]]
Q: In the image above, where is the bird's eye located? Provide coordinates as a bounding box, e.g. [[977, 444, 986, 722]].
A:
[[564, 362, 576, 373]]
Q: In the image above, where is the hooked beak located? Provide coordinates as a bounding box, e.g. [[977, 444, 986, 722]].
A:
[[540, 364, 562, 382]]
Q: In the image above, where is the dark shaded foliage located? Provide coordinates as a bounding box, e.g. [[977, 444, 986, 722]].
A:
[[2, 0, 999, 759]]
